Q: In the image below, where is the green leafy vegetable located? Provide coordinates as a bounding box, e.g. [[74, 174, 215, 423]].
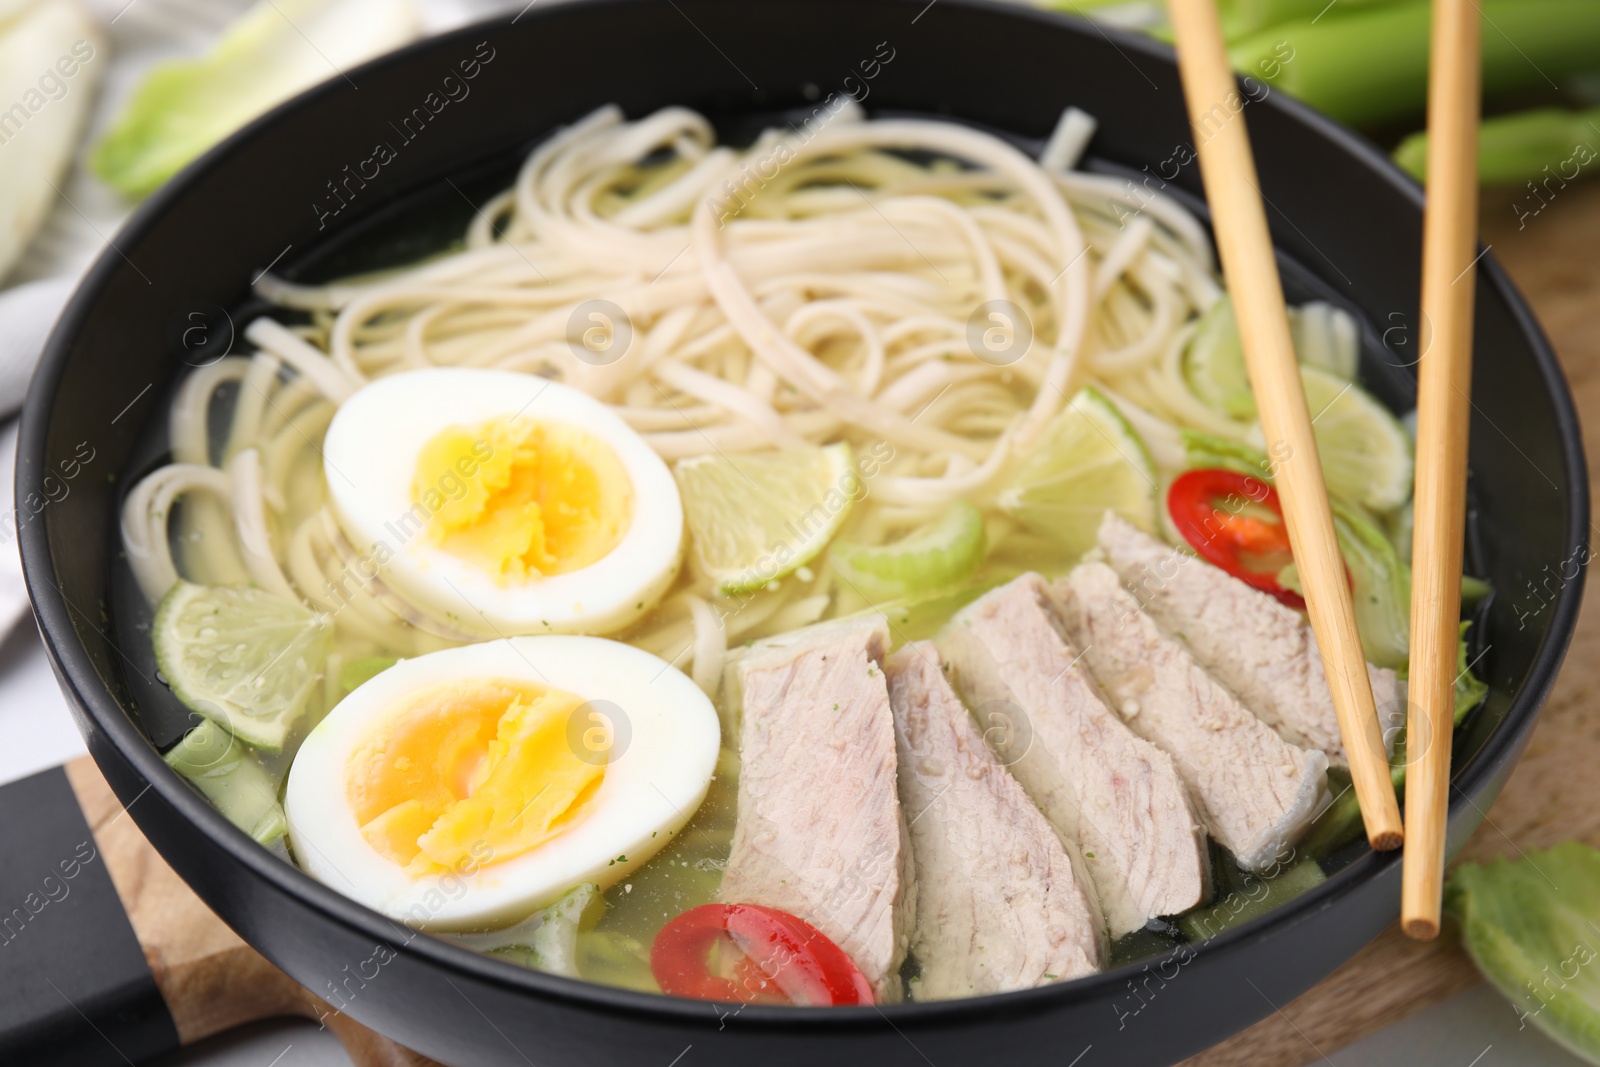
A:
[[1179, 858, 1327, 942], [164, 718, 287, 845], [449, 883, 605, 978], [92, 0, 419, 198], [1447, 842, 1600, 1061], [830, 501, 987, 601], [1330, 497, 1410, 670], [1304, 622, 1489, 856]]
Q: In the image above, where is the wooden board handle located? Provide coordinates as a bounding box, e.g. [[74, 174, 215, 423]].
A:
[[62, 757, 443, 1067]]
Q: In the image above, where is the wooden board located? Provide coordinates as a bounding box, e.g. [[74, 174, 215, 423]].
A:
[[1182, 180, 1600, 1066], [62, 757, 442, 1067]]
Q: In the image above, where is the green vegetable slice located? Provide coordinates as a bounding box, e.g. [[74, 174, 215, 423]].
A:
[[154, 582, 330, 752], [1447, 842, 1600, 1060], [1395, 105, 1600, 187], [1179, 858, 1327, 942], [830, 501, 986, 601], [164, 719, 287, 845], [1228, 1, 1600, 130], [997, 386, 1158, 562], [1304, 622, 1489, 857], [1329, 496, 1411, 670], [1302, 365, 1414, 513]]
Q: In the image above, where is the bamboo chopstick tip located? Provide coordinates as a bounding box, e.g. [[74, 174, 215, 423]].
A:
[[1403, 915, 1441, 941], [1371, 828, 1404, 852]]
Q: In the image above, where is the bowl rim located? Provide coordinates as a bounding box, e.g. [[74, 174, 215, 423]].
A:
[[18, 0, 1590, 1030]]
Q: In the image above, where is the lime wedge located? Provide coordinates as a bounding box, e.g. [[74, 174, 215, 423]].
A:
[[675, 443, 857, 595], [1301, 365, 1414, 513], [1184, 296, 1363, 419], [997, 386, 1158, 560], [831, 500, 987, 600], [154, 582, 329, 752], [1184, 297, 1257, 420]]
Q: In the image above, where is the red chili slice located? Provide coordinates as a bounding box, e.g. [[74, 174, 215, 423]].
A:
[[1167, 467, 1305, 610], [650, 903, 874, 1006]]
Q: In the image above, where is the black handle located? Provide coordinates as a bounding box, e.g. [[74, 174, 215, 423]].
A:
[[0, 766, 177, 1065]]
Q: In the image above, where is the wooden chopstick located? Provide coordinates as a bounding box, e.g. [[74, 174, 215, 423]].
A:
[[1402, 0, 1483, 942], [1167, 0, 1405, 851]]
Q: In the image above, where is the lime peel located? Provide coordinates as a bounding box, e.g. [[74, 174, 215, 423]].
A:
[[675, 443, 858, 596]]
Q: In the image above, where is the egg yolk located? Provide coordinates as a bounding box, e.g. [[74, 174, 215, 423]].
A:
[[412, 416, 633, 582], [345, 679, 607, 876]]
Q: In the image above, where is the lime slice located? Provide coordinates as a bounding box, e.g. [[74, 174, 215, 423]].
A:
[[1184, 297, 1257, 420], [1301, 365, 1414, 512], [154, 582, 330, 752], [1184, 296, 1363, 419], [831, 500, 987, 600], [997, 386, 1158, 560], [675, 443, 857, 595]]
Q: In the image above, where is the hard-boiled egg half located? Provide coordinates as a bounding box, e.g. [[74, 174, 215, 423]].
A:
[[284, 636, 720, 928], [322, 368, 682, 637]]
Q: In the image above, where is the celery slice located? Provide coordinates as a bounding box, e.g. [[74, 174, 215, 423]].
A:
[[165, 719, 287, 845], [830, 501, 986, 600]]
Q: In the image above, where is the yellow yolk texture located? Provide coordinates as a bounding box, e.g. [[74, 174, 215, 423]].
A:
[[345, 679, 606, 876], [412, 416, 633, 582]]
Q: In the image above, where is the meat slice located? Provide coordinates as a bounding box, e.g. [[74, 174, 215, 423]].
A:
[[1097, 511, 1406, 768], [720, 614, 914, 1001], [1048, 563, 1329, 871], [886, 642, 1103, 998], [935, 575, 1208, 938]]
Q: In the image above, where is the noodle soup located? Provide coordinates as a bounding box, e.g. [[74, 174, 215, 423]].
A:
[[121, 103, 1455, 1004]]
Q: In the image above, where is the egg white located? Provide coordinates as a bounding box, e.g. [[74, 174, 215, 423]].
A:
[[322, 368, 682, 637], [284, 636, 721, 930]]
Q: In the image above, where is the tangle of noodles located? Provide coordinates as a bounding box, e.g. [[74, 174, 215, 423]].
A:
[[127, 103, 1361, 693]]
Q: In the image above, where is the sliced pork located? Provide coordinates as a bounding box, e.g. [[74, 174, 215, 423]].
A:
[[886, 642, 1103, 998], [935, 575, 1208, 938], [1097, 511, 1406, 768], [720, 614, 914, 1001], [1049, 563, 1329, 871]]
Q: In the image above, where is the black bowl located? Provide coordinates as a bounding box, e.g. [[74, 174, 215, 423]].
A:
[[19, 1, 1588, 1064]]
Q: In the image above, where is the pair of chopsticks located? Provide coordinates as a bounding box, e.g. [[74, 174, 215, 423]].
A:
[[1166, 0, 1480, 938]]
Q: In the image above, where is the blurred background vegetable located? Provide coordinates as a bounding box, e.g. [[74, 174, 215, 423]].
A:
[[1043, 0, 1600, 190], [0, 0, 103, 279], [1447, 843, 1600, 1065], [92, 0, 420, 199]]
